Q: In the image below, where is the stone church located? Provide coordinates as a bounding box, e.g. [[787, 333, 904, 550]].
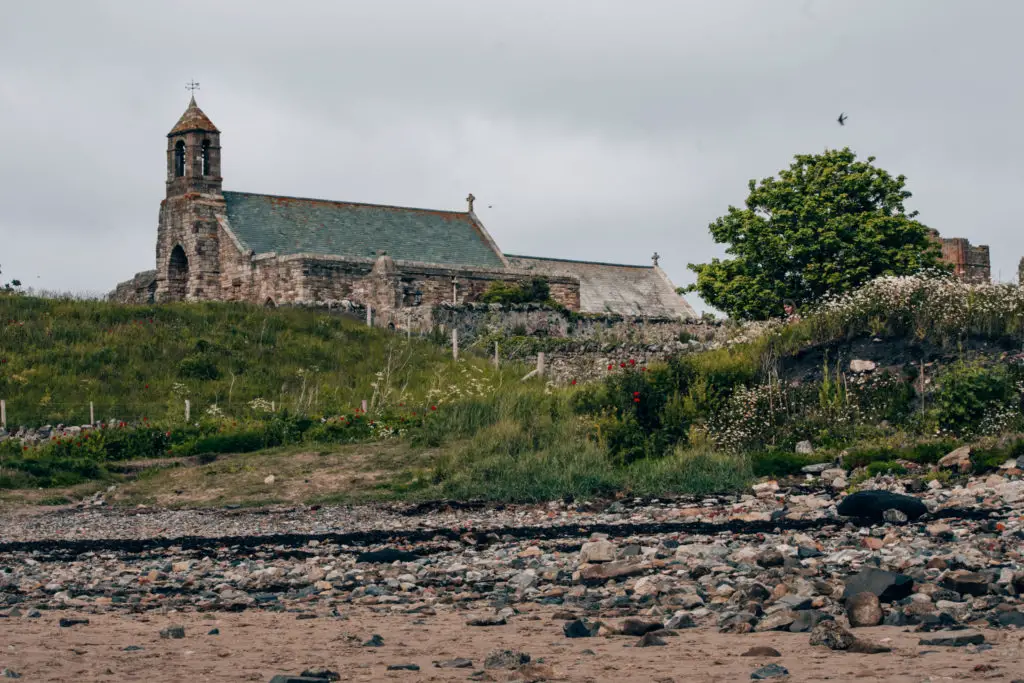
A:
[[112, 97, 695, 322]]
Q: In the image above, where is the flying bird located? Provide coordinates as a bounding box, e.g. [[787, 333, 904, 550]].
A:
[[837, 112, 848, 126]]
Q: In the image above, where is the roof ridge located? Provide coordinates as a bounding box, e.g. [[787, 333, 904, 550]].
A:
[[222, 190, 468, 215], [508, 254, 655, 269]]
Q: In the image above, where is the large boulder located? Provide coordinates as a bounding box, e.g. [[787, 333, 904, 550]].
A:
[[579, 540, 616, 563], [842, 567, 914, 603], [577, 561, 649, 585], [846, 592, 883, 627], [836, 490, 927, 521], [809, 621, 856, 650], [938, 446, 972, 473], [940, 570, 990, 597]]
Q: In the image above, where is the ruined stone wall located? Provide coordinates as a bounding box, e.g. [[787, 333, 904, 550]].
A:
[[425, 303, 731, 383], [428, 303, 712, 343], [940, 237, 991, 284], [109, 270, 157, 304]]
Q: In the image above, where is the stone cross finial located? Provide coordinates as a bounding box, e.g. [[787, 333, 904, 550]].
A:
[[651, 252, 660, 267], [466, 193, 475, 212]]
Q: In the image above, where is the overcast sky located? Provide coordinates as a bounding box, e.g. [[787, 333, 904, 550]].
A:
[[2, 1, 1022, 309]]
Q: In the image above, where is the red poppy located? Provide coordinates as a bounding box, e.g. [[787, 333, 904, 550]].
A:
[[571, 379, 577, 385], [144, 384, 149, 389], [640, 367, 647, 372], [620, 362, 626, 368], [633, 391, 640, 397], [165, 431, 171, 437], [142, 417, 148, 422], [607, 364, 613, 371], [22, 446, 28, 451], [633, 397, 641, 403], [629, 359, 636, 366], [430, 405, 437, 411]]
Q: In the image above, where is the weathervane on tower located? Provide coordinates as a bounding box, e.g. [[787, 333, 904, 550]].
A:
[[186, 80, 201, 95]]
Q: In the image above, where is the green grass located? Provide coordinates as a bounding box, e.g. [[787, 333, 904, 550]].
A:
[[4, 278, 1024, 505], [0, 294, 524, 427], [431, 407, 753, 502]]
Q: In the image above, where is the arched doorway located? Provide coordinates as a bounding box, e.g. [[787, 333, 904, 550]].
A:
[[264, 297, 276, 308], [167, 245, 189, 301]]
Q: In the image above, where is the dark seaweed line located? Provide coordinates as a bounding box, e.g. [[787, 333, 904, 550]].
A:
[[0, 506, 1005, 560]]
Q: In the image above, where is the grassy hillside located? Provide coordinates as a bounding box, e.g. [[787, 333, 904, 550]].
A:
[[0, 295, 519, 428], [3, 272, 1024, 502]]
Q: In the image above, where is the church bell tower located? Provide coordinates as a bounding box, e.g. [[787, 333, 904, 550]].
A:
[[155, 90, 224, 302], [166, 95, 222, 197]]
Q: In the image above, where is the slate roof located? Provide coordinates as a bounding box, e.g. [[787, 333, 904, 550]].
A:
[[222, 191, 507, 269], [168, 96, 220, 136], [506, 255, 696, 319]]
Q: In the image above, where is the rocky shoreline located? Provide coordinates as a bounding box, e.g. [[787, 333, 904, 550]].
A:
[[2, 469, 1023, 681]]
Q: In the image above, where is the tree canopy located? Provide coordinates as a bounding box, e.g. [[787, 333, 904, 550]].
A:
[[686, 148, 944, 320], [0, 264, 21, 293]]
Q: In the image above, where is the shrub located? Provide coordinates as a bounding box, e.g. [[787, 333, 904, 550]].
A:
[[750, 450, 822, 477], [480, 277, 554, 306], [178, 353, 220, 380], [192, 430, 266, 455], [934, 361, 1018, 437], [865, 460, 907, 477]]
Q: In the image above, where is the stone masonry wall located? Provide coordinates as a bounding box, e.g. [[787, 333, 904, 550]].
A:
[[941, 237, 991, 284], [427, 303, 730, 384], [154, 193, 225, 302], [205, 251, 582, 312]]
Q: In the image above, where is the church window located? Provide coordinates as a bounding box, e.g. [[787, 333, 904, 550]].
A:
[[174, 141, 185, 177], [201, 140, 211, 176]]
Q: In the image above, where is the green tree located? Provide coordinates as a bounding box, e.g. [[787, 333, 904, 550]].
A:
[[0, 264, 22, 294], [686, 148, 944, 320]]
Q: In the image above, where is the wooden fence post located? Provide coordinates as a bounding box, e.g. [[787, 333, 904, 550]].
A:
[[0, 400, 6, 430], [366, 305, 372, 327], [452, 329, 459, 361], [519, 353, 547, 382], [184, 399, 191, 422], [493, 341, 499, 369], [361, 399, 368, 414], [89, 402, 95, 426]]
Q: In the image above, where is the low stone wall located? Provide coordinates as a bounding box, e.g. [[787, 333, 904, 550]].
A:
[[109, 270, 157, 304], [426, 303, 731, 383], [428, 302, 721, 344]]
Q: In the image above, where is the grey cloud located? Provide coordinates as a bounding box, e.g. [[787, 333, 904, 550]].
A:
[[1, 0, 1022, 304]]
